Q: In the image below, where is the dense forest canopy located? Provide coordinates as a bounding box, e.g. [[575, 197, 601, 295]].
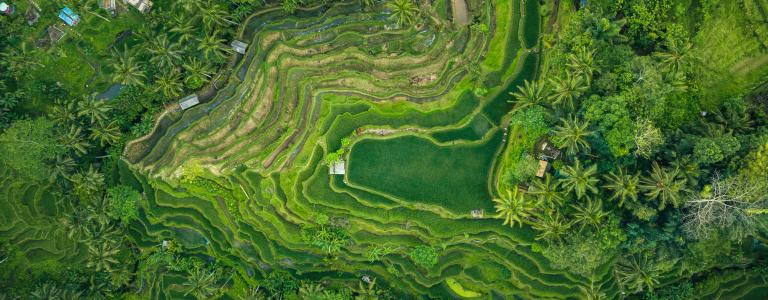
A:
[[1, 0, 768, 299]]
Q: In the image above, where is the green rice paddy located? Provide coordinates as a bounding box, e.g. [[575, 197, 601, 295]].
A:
[[347, 132, 502, 214], [111, 0, 621, 298]]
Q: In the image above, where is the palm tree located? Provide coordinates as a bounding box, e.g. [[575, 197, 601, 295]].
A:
[[549, 73, 588, 112], [90, 121, 122, 146], [48, 99, 78, 126], [61, 208, 91, 241], [148, 35, 183, 69], [87, 243, 120, 272], [51, 155, 77, 182], [614, 255, 663, 294], [170, 16, 199, 44], [77, 95, 112, 125], [387, 0, 420, 27], [654, 40, 693, 74], [559, 160, 599, 200], [153, 71, 184, 99], [198, 31, 228, 61], [531, 211, 571, 241], [70, 165, 105, 199], [508, 79, 549, 112], [593, 18, 627, 44], [298, 283, 325, 300], [602, 168, 639, 207], [183, 57, 213, 88], [201, 3, 232, 29], [566, 47, 597, 85], [639, 162, 687, 210], [83, 218, 119, 243], [30, 283, 63, 300], [60, 126, 91, 156], [553, 115, 593, 156], [174, 0, 203, 13], [355, 277, 379, 300], [110, 47, 146, 87], [570, 198, 608, 230], [527, 174, 564, 210], [492, 188, 533, 227], [184, 268, 221, 299]]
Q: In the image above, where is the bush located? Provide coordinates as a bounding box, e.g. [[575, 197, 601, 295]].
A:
[[408, 246, 439, 268], [106, 185, 142, 224]]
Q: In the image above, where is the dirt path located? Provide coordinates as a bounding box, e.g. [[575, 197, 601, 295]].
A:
[[452, 0, 469, 26]]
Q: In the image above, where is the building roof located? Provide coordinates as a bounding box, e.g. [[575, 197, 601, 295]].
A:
[[124, 0, 152, 13], [231, 40, 248, 54], [536, 160, 548, 178], [99, 0, 116, 10], [59, 6, 80, 26], [329, 160, 345, 175], [179, 94, 200, 110]]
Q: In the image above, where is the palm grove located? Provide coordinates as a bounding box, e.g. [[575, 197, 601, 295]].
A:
[[494, 1, 768, 297]]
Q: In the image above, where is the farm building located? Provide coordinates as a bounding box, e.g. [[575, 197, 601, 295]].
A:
[[329, 160, 345, 175], [470, 209, 484, 218], [124, 0, 151, 13], [231, 40, 249, 55], [58, 6, 80, 26], [179, 94, 200, 110]]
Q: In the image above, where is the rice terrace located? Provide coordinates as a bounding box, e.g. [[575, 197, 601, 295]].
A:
[[3, 0, 768, 299]]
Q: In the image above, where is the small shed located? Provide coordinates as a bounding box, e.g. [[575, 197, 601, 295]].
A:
[[471, 209, 484, 219], [329, 160, 345, 175], [536, 160, 549, 178], [178, 94, 200, 110], [124, 0, 152, 13], [58, 6, 80, 26], [231, 40, 248, 55]]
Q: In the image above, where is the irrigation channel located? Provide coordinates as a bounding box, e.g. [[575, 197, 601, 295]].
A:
[[112, 0, 636, 298]]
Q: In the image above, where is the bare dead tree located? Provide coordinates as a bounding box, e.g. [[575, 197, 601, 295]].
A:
[[682, 173, 768, 240]]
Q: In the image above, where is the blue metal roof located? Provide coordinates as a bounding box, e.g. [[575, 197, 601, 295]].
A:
[[59, 6, 80, 26]]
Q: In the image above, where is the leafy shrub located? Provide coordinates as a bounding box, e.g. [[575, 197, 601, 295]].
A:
[[408, 246, 439, 268], [106, 185, 141, 224]]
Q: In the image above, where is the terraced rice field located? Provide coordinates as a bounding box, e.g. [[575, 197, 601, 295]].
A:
[[116, 0, 630, 298], [0, 168, 85, 286]]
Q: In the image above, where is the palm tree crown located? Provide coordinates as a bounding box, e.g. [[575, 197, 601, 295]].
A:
[[387, 0, 420, 27], [77, 96, 112, 125], [531, 211, 571, 241], [603, 168, 639, 207], [639, 162, 687, 210], [553, 115, 593, 156], [509, 79, 549, 112], [549, 73, 588, 112], [559, 159, 599, 199], [492, 188, 533, 227]]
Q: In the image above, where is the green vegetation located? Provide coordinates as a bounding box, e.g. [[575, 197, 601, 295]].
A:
[[3, 0, 768, 299]]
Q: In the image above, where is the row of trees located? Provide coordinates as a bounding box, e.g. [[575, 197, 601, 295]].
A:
[[495, 2, 768, 297]]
